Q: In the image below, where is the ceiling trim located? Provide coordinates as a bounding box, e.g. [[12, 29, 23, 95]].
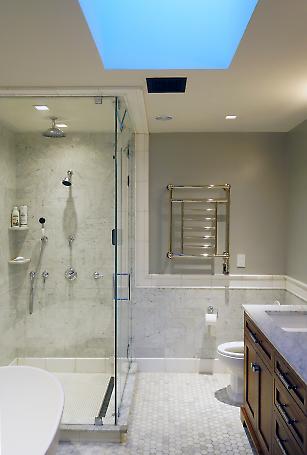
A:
[[0, 86, 148, 134]]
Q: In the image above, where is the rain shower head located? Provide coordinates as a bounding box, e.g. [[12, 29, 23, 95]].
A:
[[62, 170, 73, 186], [43, 117, 66, 138]]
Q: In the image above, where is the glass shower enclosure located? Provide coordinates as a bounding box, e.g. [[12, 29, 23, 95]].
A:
[[114, 97, 134, 422], [0, 94, 133, 428]]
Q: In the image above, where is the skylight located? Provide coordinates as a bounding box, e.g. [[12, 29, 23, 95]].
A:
[[79, 0, 258, 70]]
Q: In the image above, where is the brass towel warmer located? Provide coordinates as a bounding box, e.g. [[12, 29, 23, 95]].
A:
[[166, 184, 230, 275]]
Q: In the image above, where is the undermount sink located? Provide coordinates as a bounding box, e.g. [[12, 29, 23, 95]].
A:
[[265, 310, 307, 332]]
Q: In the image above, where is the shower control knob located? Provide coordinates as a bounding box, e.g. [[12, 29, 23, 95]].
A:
[[42, 270, 49, 283], [93, 272, 104, 280], [65, 267, 77, 281]]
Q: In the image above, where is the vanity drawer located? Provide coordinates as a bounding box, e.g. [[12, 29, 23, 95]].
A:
[[275, 353, 307, 415], [274, 377, 307, 452], [272, 411, 304, 455], [245, 316, 274, 369]]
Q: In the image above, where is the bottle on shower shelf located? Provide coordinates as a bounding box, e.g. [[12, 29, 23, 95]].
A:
[[11, 207, 20, 227], [19, 205, 28, 226]]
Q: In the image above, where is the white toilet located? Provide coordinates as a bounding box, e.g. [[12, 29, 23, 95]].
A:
[[217, 341, 244, 404], [0, 366, 64, 455]]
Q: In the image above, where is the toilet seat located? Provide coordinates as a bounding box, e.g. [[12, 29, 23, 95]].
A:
[[217, 341, 244, 359]]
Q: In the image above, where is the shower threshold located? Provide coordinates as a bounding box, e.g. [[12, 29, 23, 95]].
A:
[[10, 357, 136, 443]]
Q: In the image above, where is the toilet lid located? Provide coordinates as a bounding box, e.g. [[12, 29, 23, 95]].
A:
[[217, 341, 244, 358]]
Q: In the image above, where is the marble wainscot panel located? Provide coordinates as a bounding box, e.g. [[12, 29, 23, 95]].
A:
[[243, 304, 307, 383], [131, 288, 287, 360]]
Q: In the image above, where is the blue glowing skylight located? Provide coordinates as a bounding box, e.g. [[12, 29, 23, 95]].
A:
[[78, 0, 258, 70]]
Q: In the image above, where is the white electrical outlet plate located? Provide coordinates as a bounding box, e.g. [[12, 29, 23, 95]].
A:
[[237, 254, 246, 268]]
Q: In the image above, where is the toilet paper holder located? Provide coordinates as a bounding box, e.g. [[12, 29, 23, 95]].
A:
[[207, 305, 218, 317], [206, 306, 218, 324]]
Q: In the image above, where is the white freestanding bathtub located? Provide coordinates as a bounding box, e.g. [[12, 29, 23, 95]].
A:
[[0, 366, 64, 455]]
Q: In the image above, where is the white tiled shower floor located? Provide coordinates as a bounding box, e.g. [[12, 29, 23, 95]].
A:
[[55, 373, 114, 425]]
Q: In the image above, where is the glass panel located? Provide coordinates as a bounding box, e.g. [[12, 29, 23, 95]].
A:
[[114, 97, 133, 420], [0, 95, 117, 426]]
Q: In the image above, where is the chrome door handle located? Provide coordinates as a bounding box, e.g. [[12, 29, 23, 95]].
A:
[[276, 370, 297, 391], [277, 404, 297, 426], [114, 273, 131, 301], [246, 326, 259, 344], [93, 272, 104, 279], [275, 435, 288, 455]]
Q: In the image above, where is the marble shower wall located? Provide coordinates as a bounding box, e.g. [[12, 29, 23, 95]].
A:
[[0, 123, 18, 365], [13, 132, 115, 358], [131, 288, 304, 359]]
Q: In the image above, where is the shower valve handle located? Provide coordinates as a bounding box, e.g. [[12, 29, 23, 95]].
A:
[[93, 272, 104, 280]]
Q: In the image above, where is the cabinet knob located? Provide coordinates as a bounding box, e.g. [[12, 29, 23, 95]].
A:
[[250, 362, 261, 373]]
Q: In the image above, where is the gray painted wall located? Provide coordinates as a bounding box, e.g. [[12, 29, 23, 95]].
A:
[[286, 120, 307, 282], [149, 133, 288, 275]]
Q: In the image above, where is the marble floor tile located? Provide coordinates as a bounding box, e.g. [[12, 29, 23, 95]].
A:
[[57, 373, 255, 455]]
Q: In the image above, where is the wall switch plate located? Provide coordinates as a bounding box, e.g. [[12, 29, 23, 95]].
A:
[[237, 254, 246, 268]]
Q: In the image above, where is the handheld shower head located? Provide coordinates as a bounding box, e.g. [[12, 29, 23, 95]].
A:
[[62, 170, 73, 186], [39, 217, 48, 243]]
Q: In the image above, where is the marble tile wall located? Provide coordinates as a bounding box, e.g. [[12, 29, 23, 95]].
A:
[[131, 288, 303, 359], [0, 123, 18, 365], [12, 132, 115, 358]]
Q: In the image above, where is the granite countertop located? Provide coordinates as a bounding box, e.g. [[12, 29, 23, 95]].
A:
[[243, 304, 307, 384]]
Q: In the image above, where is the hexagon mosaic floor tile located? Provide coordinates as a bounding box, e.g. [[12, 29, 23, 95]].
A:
[[58, 373, 255, 455]]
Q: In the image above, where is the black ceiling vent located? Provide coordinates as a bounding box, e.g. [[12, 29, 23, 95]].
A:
[[146, 77, 187, 93]]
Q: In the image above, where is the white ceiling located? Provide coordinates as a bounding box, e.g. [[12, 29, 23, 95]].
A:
[[0, 97, 115, 133], [0, 0, 307, 132]]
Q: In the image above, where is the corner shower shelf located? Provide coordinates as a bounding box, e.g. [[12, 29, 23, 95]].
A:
[[9, 226, 29, 231], [8, 259, 30, 265]]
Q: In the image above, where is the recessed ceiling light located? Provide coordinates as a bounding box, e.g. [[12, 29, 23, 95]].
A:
[[225, 115, 237, 120], [155, 115, 173, 121], [55, 123, 68, 128], [33, 105, 49, 111]]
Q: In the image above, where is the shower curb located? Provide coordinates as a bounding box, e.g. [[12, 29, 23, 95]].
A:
[[60, 362, 137, 444]]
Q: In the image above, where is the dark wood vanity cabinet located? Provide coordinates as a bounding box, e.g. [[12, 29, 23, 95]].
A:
[[242, 314, 307, 455], [244, 322, 273, 454]]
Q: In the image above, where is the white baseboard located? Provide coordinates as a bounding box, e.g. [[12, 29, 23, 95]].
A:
[[198, 358, 227, 374], [9, 357, 113, 373], [134, 357, 227, 374], [135, 273, 286, 289], [285, 276, 307, 302]]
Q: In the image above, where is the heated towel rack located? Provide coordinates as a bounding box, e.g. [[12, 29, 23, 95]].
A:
[[166, 184, 230, 274]]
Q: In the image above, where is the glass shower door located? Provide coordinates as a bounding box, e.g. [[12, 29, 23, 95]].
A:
[[114, 97, 133, 421]]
